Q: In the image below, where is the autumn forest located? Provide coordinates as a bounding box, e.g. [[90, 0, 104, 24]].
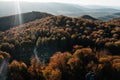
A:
[[0, 13, 120, 80]]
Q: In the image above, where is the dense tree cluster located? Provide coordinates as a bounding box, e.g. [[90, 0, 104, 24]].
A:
[[97, 55, 120, 80], [0, 15, 120, 80], [0, 51, 10, 60], [5, 47, 120, 80]]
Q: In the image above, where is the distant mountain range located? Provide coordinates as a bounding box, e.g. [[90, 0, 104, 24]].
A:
[[0, 1, 120, 20], [0, 1, 120, 31], [98, 12, 120, 21]]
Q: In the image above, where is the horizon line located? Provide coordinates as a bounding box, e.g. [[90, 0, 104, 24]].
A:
[[0, 1, 120, 8]]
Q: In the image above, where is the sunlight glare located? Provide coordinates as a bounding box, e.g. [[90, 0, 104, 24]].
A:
[[15, 0, 23, 25]]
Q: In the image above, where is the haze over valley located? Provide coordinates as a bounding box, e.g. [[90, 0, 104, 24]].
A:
[[0, 2, 120, 20]]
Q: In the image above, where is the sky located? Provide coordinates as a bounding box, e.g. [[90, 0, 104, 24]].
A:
[[1, 0, 120, 7]]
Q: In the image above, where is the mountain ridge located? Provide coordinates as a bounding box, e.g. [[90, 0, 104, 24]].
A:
[[0, 11, 52, 31]]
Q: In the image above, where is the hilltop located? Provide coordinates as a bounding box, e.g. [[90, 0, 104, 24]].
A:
[[0, 11, 52, 31], [80, 15, 98, 20]]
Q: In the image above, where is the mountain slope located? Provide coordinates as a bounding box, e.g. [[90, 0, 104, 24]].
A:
[[1, 15, 120, 63], [0, 11, 52, 31]]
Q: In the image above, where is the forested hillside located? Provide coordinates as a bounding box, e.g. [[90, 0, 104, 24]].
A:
[[0, 14, 120, 80], [0, 11, 52, 31]]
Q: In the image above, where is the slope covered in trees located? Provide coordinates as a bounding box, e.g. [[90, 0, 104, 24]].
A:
[[0, 11, 52, 31], [0, 14, 120, 80]]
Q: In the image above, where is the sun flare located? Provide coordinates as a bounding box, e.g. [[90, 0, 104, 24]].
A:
[[14, 0, 23, 25]]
